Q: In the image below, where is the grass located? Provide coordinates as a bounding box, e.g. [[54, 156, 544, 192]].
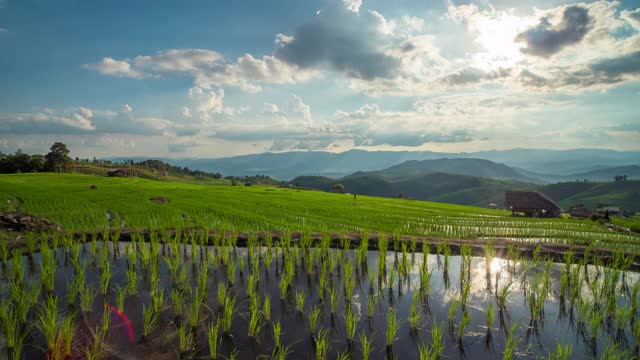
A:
[[2, 173, 638, 251]]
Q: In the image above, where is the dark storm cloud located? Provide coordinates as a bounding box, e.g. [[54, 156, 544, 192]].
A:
[[516, 5, 592, 57], [590, 51, 640, 80], [274, 5, 400, 80]]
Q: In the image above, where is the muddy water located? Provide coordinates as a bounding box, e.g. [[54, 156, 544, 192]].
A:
[[2, 242, 639, 359]]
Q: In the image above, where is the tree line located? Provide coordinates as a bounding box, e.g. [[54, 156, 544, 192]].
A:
[[0, 142, 70, 173]]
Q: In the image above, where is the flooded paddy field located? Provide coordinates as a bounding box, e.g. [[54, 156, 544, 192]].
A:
[[1, 233, 639, 359]]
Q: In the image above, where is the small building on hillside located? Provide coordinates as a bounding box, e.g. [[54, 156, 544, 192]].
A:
[[597, 207, 621, 216], [569, 205, 592, 218], [107, 168, 132, 177], [504, 191, 561, 218], [488, 203, 497, 209]]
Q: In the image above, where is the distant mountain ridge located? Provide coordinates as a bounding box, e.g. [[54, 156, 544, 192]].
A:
[[290, 158, 640, 211], [108, 148, 640, 182]]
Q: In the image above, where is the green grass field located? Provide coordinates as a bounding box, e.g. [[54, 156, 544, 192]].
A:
[[1, 173, 639, 251]]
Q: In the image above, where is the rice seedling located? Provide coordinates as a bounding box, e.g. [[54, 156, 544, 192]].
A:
[[0, 300, 25, 351], [217, 282, 227, 311], [295, 290, 307, 312], [408, 293, 421, 330], [187, 287, 205, 330], [495, 273, 514, 311], [273, 321, 282, 350], [344, 306, 357, 343], [315, 328, 330, 360], [222, 295, 237, 335], [457, 310, 470, 348], [329, 284, 339, 314], [367, 295, 376, 318], [547, 343, 572, 360], [385, 308, 400, 349], [126, 266, 138, 295], [308, 305, 322, 340], [503, 322, 520, 360], [359, 331, 373, 360], [171, 288, 185, 318], [448, 297, 460, 322], [84, 327, 110, 360], [80, 285, 96, 313], [100, 261, 111, 295], [248, 295, 263, 338], [486, 302, 495, 339], [207, 318, 221, 359], [37, 295, 59, 356], [142, 304, 159, 340], [263, 294, 271, 321], [115, 285, 126, 311], [177, 324, 194, 357]]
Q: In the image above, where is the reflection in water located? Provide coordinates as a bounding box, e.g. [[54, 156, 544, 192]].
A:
[[1, 241, 638, 359]]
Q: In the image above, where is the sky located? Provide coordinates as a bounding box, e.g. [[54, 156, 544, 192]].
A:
[[0, 0, 639, 158]]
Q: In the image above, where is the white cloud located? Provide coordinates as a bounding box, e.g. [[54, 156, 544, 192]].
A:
[[83, 57, 145, 79], [122, 104, 132, 113], [85, 49, 314, 93], [187, 86, 225, 122], [343, 0, 362, 13], [621, 8, 640, 30], [290, 95, 312, 124], [181, 107, 192, 118], [263, 103, 280, 114], [369, 10, 396, 35], [0, 27, 7, 33]]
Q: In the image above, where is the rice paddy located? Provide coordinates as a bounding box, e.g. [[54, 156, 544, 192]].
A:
[[1, 173, 640, 359]]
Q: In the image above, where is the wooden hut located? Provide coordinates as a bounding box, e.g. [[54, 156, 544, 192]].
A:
[[107, 169, 129, 177], [504, 191, 561, 218], [569, 205, 592, 218]]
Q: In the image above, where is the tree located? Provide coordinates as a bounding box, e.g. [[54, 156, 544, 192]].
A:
[[331, 184, 345, 193], [45, 142, 70, 172]]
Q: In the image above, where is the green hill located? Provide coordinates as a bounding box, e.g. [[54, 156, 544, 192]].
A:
[[291, 162, 640, 211]]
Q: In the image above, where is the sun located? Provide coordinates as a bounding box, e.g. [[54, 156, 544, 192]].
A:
[[471, 12, 532, 69]]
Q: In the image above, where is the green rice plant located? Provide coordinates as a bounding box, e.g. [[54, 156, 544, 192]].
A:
[[84, 327, 109, 360], [367, 295, 376, 318], [37, 295, 59, 354], [125, 266, 138, 295], [0, 300, 25, 351], [80, 286, 96, 313], [457, 310, 470, 346], [336, 352, 351, 360], [217, 282, 227, 311], [273, 321, 282, 350], [486, 302, 495, 334], [222, 295, 237, 335], [177, 324, 194, 357], [187, 287, 205, 330], [448, 297, 459, 322], [279, 274, 291, 300], [115, 285, 126, 311], [329, 285, 339, 314], [151, 289, 166, 313], [419, 265, 432, 297], [295, 290, 307, 312], [142, 304, 159, 339], [207, 318, 221, 359], [546, 343, 572, 360], [263, 294, 271, 321], [503, 321, 520, 360], [359, 331, 373, 360], [315, 328, 330, 360], [344, 306, 357, 343], [99, 261, 111, 295], [171, 289, 184, 317], [10, 250, 24, 283], [248, 297, 263, 338], [99, 305, 111, 338], [495, 274, 514, 311], [408, 293, 421, 330], [385, 308, 400, 349], [308, 305, 322, 338]]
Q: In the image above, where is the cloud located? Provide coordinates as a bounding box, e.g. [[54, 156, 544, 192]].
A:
[[181, 107, 192, 118], [516, 5, 592, 57], [342, 0, 362, 13], [186, 86, 224, 122], [621, 8, 640, 30], [122, 104, 132, 113], [1, 108, 96, 134], [85, 49, 313, 93], [274, 5, 400, 80], [168, 142, 199, 153], [83, 57, 145, 79], [290, 95, 312, 123], [0, 27, 7, 33], [263, 103, 280, 114]]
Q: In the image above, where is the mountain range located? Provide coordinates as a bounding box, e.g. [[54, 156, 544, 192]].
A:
[[132, 148, 640, 182]]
